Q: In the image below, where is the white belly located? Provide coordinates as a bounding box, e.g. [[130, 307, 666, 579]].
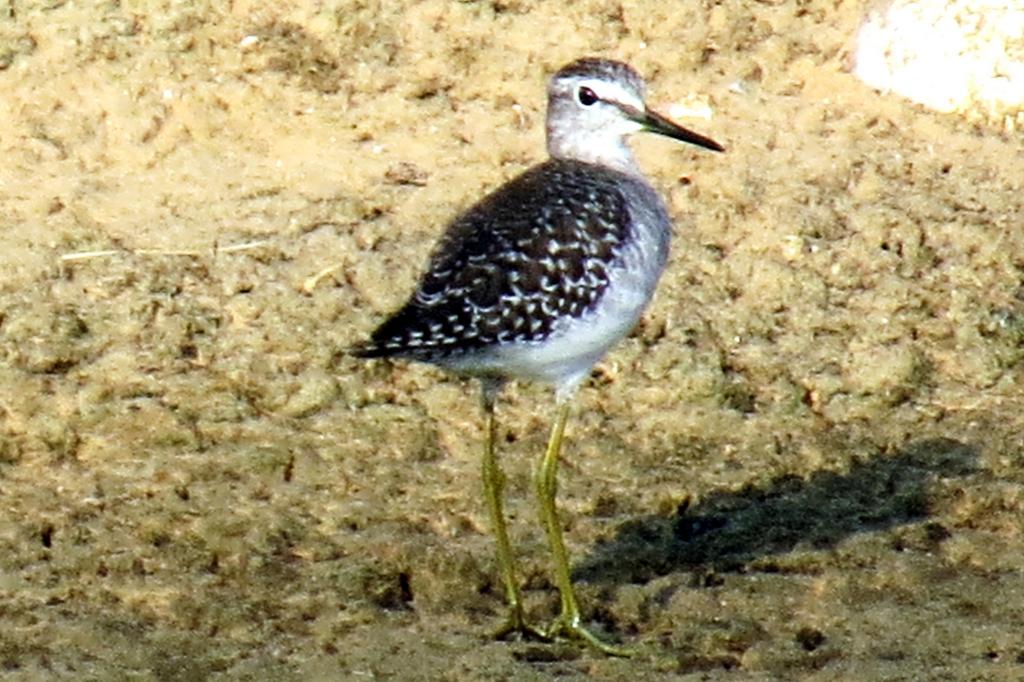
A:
[[441, 236, 663, 399]]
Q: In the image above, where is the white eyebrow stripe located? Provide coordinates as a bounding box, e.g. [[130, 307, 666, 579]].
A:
[[577, 78, 645, 110]]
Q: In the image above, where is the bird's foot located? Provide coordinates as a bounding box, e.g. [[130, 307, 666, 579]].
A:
[[491, 607, 550, 643], [544, 612, 635, 657]]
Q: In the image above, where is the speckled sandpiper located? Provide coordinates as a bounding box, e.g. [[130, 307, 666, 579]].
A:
[[354, 57, 723, 654]]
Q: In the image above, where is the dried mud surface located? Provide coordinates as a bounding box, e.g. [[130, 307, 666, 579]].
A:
[[1, 2, 1023, 680]]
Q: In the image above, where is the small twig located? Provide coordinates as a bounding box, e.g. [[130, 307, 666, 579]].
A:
[[60, 240, 275, 263], [302, 263, 343, 294], [59, 249, 121, 262]]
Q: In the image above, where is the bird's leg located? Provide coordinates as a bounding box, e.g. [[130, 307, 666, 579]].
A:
[[480, 385, 547, 642], [535, 400, 633, 657]]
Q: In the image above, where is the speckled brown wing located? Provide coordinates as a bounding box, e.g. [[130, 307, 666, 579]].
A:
[[353, 159, 634, 361]]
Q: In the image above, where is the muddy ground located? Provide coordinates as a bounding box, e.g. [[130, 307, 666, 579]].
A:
[[1, 1, 1023, 680]]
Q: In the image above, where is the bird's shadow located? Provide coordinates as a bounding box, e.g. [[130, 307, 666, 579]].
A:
[[574, 437, 979, 585]]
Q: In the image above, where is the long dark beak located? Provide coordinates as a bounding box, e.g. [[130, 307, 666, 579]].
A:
[[634, 106, 725, 153]]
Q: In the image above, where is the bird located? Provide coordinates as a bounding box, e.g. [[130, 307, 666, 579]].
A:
[[353, 57, 723, 655]]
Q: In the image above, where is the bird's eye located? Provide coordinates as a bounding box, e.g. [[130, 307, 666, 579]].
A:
[[577, 86, 598, 106]]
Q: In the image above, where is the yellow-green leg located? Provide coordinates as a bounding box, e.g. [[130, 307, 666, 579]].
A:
[[481, 389, 546, 642], [535, 400, 633, 657]]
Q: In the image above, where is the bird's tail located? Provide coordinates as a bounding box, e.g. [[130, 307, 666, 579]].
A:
[[348, 340, 389, 358]]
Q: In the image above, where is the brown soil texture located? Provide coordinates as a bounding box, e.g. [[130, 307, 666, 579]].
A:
[[2, 2, 1023, 680]]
